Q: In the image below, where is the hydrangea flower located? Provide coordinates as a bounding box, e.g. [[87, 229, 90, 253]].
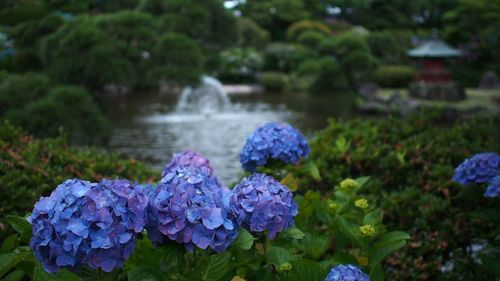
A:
[[146, 166, 238, 252], [453, 152, 500, 185], [484, 176, 500, 198], [240, 122, 310, 171], [324, 264, 369, 281], [162, 150, 214, 178], [28, 178, 148, 273], [231, 173, 298, 239]]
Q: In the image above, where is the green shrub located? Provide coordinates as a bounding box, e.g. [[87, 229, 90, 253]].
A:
[[289, 111, 500, 280], [287, 19, 331, 41], [261, 71, 288, 92], [237, 17, 270, 50], [153, 32, 203, 85], [8, 85, 111, 144], [308, 57, 349, 93], [373, 65, 417, 87], [0, 73, 51, 116], [41, 16, 135, 91], [0, 122, 157, 218], [218, 47, 263, 83], [297, 30, 325, 49], [263, 42, 315, 72], [367, 31, 411, 64]]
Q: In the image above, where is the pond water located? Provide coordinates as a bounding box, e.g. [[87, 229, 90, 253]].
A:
[[105, 90, 356, 185]]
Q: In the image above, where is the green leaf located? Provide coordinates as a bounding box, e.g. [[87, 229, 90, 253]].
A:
[[33, 264, 79, 281], [231, 229, 255, 251], [125, 238, 164, 270], [267, 247, 293, 267], [362, 209, 381, 226], [302, 233, 329, 260], [1, 236, 18, 254], [368, 231, 410, 273], [279, 227, 305, 240], [335, 217, 363, 248], [282, 259, 327, 281], [0, 252, 30, 278], [127, 267, 165, 281], [355, 177, 370, 189], [1, 270, 25, 281], [281, 173, 298, 192], [302, 162, 321, 181], [197, 252, 231, 281], [5, 216, 31, 244]]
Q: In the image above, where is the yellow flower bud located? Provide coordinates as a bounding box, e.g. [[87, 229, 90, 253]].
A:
[[328, 202, 338, 210], [355, 199, 368, 209], [359, 224, 376, 237], [339, 178, 358, 192], [277, 262, 293, 272]]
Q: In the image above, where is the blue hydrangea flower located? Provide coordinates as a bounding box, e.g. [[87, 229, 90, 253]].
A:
[[162, 150, 214, 178], [231, 173, 298, 239], [146, 166, 238, 252], [485, 176, 500, 198], [28, 179, 148, 273], [453, 152, 500, 185], [324, 264, 369, 281], [240, 122, 310, 171]]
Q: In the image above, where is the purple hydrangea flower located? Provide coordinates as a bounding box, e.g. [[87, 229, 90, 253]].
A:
[[146, 166, 238, 252], [453, 152, 500, 185], [240, 122, 310, 172], [28, 179, 148, 273], [162, 150, 214, 178], [324, 264, 369, 281], [485, 176, 500, 198], [231, 173, 298, 239]]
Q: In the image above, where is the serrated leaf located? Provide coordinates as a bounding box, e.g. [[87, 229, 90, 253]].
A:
[[231, 229, 255, 251], [281, 173, 298, 192], [279, 227, 305, 240], [5, 216, 31, 244], [0, 252, 30, 278], [197, 252, 231, 281], [267, 247, 292, 267], [282, 259, 327, 281]]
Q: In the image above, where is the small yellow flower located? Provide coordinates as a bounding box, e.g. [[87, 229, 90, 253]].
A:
[[355, 199, 369, 209], [359, 224, 376, 237], [339, 178, 358, 192], [277, 262, 293, 272], [328, 202, 338, 210]]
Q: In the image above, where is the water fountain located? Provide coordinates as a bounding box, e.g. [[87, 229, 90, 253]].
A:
[[175, 76, 231, 114]]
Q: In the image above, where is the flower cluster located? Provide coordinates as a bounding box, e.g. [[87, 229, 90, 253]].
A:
[[453, 152, 500, 185], [231, 173, 298, 239], [162, 150, 214, 178], [146, 166, 238, 252], [240, 122, 310, 171], [453, 152, 500, 198], [28, 179, 148, 273], [485, 176, 500, 198], [324, 264, 369, 281]]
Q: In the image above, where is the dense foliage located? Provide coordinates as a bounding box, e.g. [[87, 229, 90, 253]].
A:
[[0, 122, 157, 218], [0, 123, 410, 281], [280, 111, 499, 280]]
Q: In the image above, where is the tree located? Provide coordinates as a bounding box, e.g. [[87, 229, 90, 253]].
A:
[[153, 33, 203, 85], [41, 17, 134, 91]]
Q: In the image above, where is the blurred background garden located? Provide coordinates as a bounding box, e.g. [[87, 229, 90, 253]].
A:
[[0, 0, 499, 280]]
